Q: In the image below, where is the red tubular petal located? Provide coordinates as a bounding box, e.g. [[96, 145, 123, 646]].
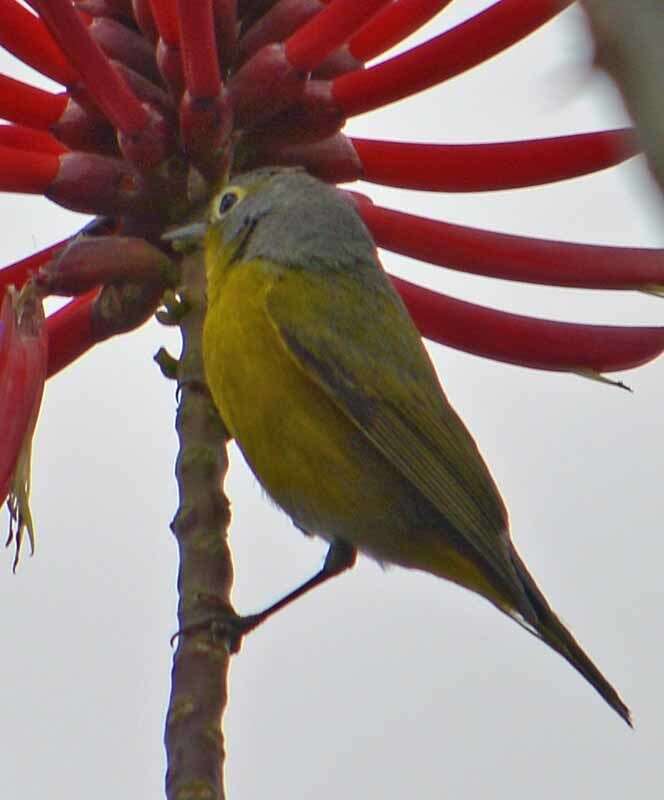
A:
[[1, 240, 69, 292], [20, 293, 48, 399], [359, 202, 664, 290], [0, 290, 17, 371], [149, 0, 179, 44], [312, 47, 363, 79], [76, 0, 135, 19], [180, 88, 233, 175], [133, 0, 158, 41], [87, 17, 162, 84], [339, 187, 374, 210], [156, 37, 184, 95], [350, 0, 454, 62], [0, 75, 68, 129], [92, 279, 164, 339], [45, 291, 97, 377], [333, 0, 574, 117], [38, 234, 175, 295], [353, 129, 639, 191], [392, 276, 664, 373], [249, 131, 362, 182], [238, 0, 323, 66], [150, 0, 184, 91], [178, 0, 222, 98], [0, 146, 60, 193], [285, 0, 391, 72], [114, 62, 174, 113], [32, 0, 151, 136], [51, 97, 118, 155], [116, 102, 173, 169], [243, 78, 345, 148], [46, 150, 189, 217], [238, 0, 307, 25], [0, 290, 47, 503], [229, 43, 306, 129], [0, 125, 67, 155], [211, 0, 238, 73], [45, 151, 154, 216], [0, 0, 78, 86], [46, 275, 164, 376]]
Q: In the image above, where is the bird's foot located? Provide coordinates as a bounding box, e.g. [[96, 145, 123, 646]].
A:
[[170, 595, 264, 654]]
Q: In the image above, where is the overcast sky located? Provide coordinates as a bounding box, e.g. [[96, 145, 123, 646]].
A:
[[1, 3, 663, 798]]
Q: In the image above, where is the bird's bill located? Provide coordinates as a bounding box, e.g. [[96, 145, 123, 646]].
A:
[[162, 221, 207, 250]]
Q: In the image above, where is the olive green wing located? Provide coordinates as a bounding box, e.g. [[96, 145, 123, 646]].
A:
[[265, 267, 519, 593]]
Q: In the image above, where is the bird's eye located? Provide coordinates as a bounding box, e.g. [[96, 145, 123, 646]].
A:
[[210, 185, 247, 222], [217, 190, 239, 216]]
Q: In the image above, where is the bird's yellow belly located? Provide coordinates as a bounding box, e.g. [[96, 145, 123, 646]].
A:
[[203, 261, 499, 599], [204, 263, 399, 547]]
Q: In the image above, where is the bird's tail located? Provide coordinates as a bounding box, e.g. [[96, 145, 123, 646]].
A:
[[509, 550, 632, 727]]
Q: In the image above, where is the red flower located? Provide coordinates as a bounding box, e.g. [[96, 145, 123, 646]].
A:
[[0, 285, 47, 568], [0, 0, 662, 553]]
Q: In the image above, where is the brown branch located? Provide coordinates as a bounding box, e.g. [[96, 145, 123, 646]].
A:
[[578, 0, 664, 197], [164, 248, 234, 800]]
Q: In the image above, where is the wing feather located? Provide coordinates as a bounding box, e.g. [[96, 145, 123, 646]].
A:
[[265, 266, 522, 594]]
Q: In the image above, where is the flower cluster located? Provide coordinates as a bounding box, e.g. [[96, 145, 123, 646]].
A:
[[1, 0, 663, 552]]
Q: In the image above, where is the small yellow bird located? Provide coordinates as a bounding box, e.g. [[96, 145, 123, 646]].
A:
[[178, 166, 630, 725]]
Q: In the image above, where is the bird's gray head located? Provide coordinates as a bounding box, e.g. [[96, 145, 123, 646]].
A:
[[208, 167, 379, 273]]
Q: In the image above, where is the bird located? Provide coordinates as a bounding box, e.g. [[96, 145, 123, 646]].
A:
[[171, 166, 631, 725]]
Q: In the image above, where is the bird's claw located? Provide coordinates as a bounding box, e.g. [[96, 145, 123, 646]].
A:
[[170, 610, 264, 654]]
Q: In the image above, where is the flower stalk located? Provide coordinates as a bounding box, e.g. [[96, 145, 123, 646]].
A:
[[165, 247, 234, 800]]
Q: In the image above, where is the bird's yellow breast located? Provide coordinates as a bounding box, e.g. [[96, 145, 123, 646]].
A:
[[203, 257, 375, 538], [202, 256, 500, 603]]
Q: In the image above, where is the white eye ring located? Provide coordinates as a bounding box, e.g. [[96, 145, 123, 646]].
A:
[[217, 191, 239, 215], [213, 184, 249, 219]]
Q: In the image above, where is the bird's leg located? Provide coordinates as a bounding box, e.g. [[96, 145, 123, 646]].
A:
[[240, 538, 357, 631], [175, 540, 357, 652]]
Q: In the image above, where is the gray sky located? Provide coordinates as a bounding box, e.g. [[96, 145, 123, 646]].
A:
[[1, 3, 663, 798]]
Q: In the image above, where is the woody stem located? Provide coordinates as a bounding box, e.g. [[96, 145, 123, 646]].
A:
[[165, 247, 234, 800]]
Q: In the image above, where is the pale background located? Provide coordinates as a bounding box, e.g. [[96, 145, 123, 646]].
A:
[[1, 2, 663, 798]]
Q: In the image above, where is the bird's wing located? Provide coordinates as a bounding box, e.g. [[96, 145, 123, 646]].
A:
[[265, 266, 519, 592]]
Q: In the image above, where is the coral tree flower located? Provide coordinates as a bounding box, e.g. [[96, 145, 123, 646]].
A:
[[0, 285, 47, 568], [0, 0, 663, 544]]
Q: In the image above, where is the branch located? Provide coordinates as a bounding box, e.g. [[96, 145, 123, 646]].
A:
[[578, 0, 664, 197], [164, 248, 233, 800]]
